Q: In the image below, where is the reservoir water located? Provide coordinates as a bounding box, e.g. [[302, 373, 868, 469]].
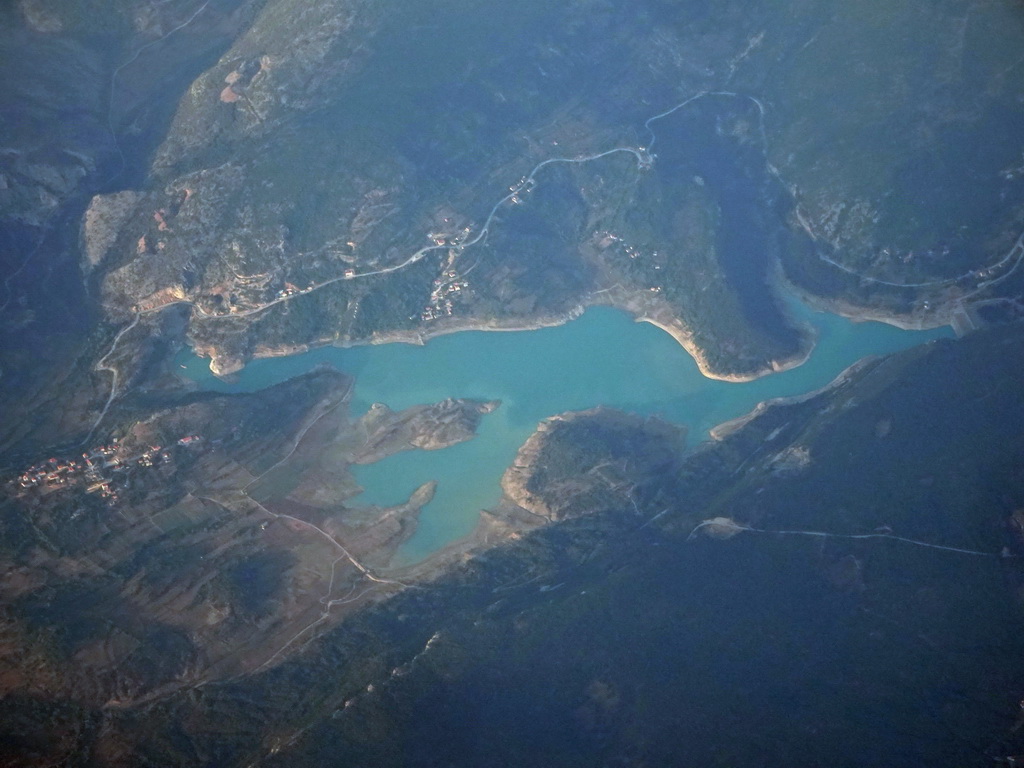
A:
[[176, 302, 953, 564]]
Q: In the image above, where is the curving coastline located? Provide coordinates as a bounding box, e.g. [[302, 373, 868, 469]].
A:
[[196, 291, 812, 384], [772, 260, 952, 333], [706, 356, 878, 441], [103, 85, 956, 399], [200, 305, 591, 377]]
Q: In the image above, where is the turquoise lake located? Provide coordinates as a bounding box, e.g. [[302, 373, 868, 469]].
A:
[[176, 302, 953, 564]]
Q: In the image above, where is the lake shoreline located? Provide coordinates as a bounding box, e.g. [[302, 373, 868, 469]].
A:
[[177, 300, 954, 564], [198, 290, 815, 385], [772, 260, 954, 333], [707, 356, 878, 441]]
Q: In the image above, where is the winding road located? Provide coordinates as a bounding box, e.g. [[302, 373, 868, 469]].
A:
[[84, 87, 1024, 435], [688, 517, 1011, 558]]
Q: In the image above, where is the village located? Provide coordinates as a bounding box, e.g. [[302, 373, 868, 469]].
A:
[[12, 434, 204, 504], [421, 267, 471, 322]]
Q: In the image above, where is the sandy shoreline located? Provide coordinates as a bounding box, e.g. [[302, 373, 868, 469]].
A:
[[198, 293, 809, 385], [196, 261, 945, 384], [361, 304, 588, 348], [596, 280, 816, 383], [634, 313, 811, 384], [707, 356, 877, 441]]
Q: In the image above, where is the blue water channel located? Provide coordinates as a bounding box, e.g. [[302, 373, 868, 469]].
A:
[[176, 302, 953, 563]]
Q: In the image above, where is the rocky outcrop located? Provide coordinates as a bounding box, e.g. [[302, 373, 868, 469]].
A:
[[81, 191, 142, 272], [151, 0, 383, 171], [769, 444, 812, 476], [0, 1, 260, 234], [354, 399, 500, 464]]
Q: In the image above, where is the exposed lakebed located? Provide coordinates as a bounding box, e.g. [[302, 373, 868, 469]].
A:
[[176, 301, 953, 564]]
